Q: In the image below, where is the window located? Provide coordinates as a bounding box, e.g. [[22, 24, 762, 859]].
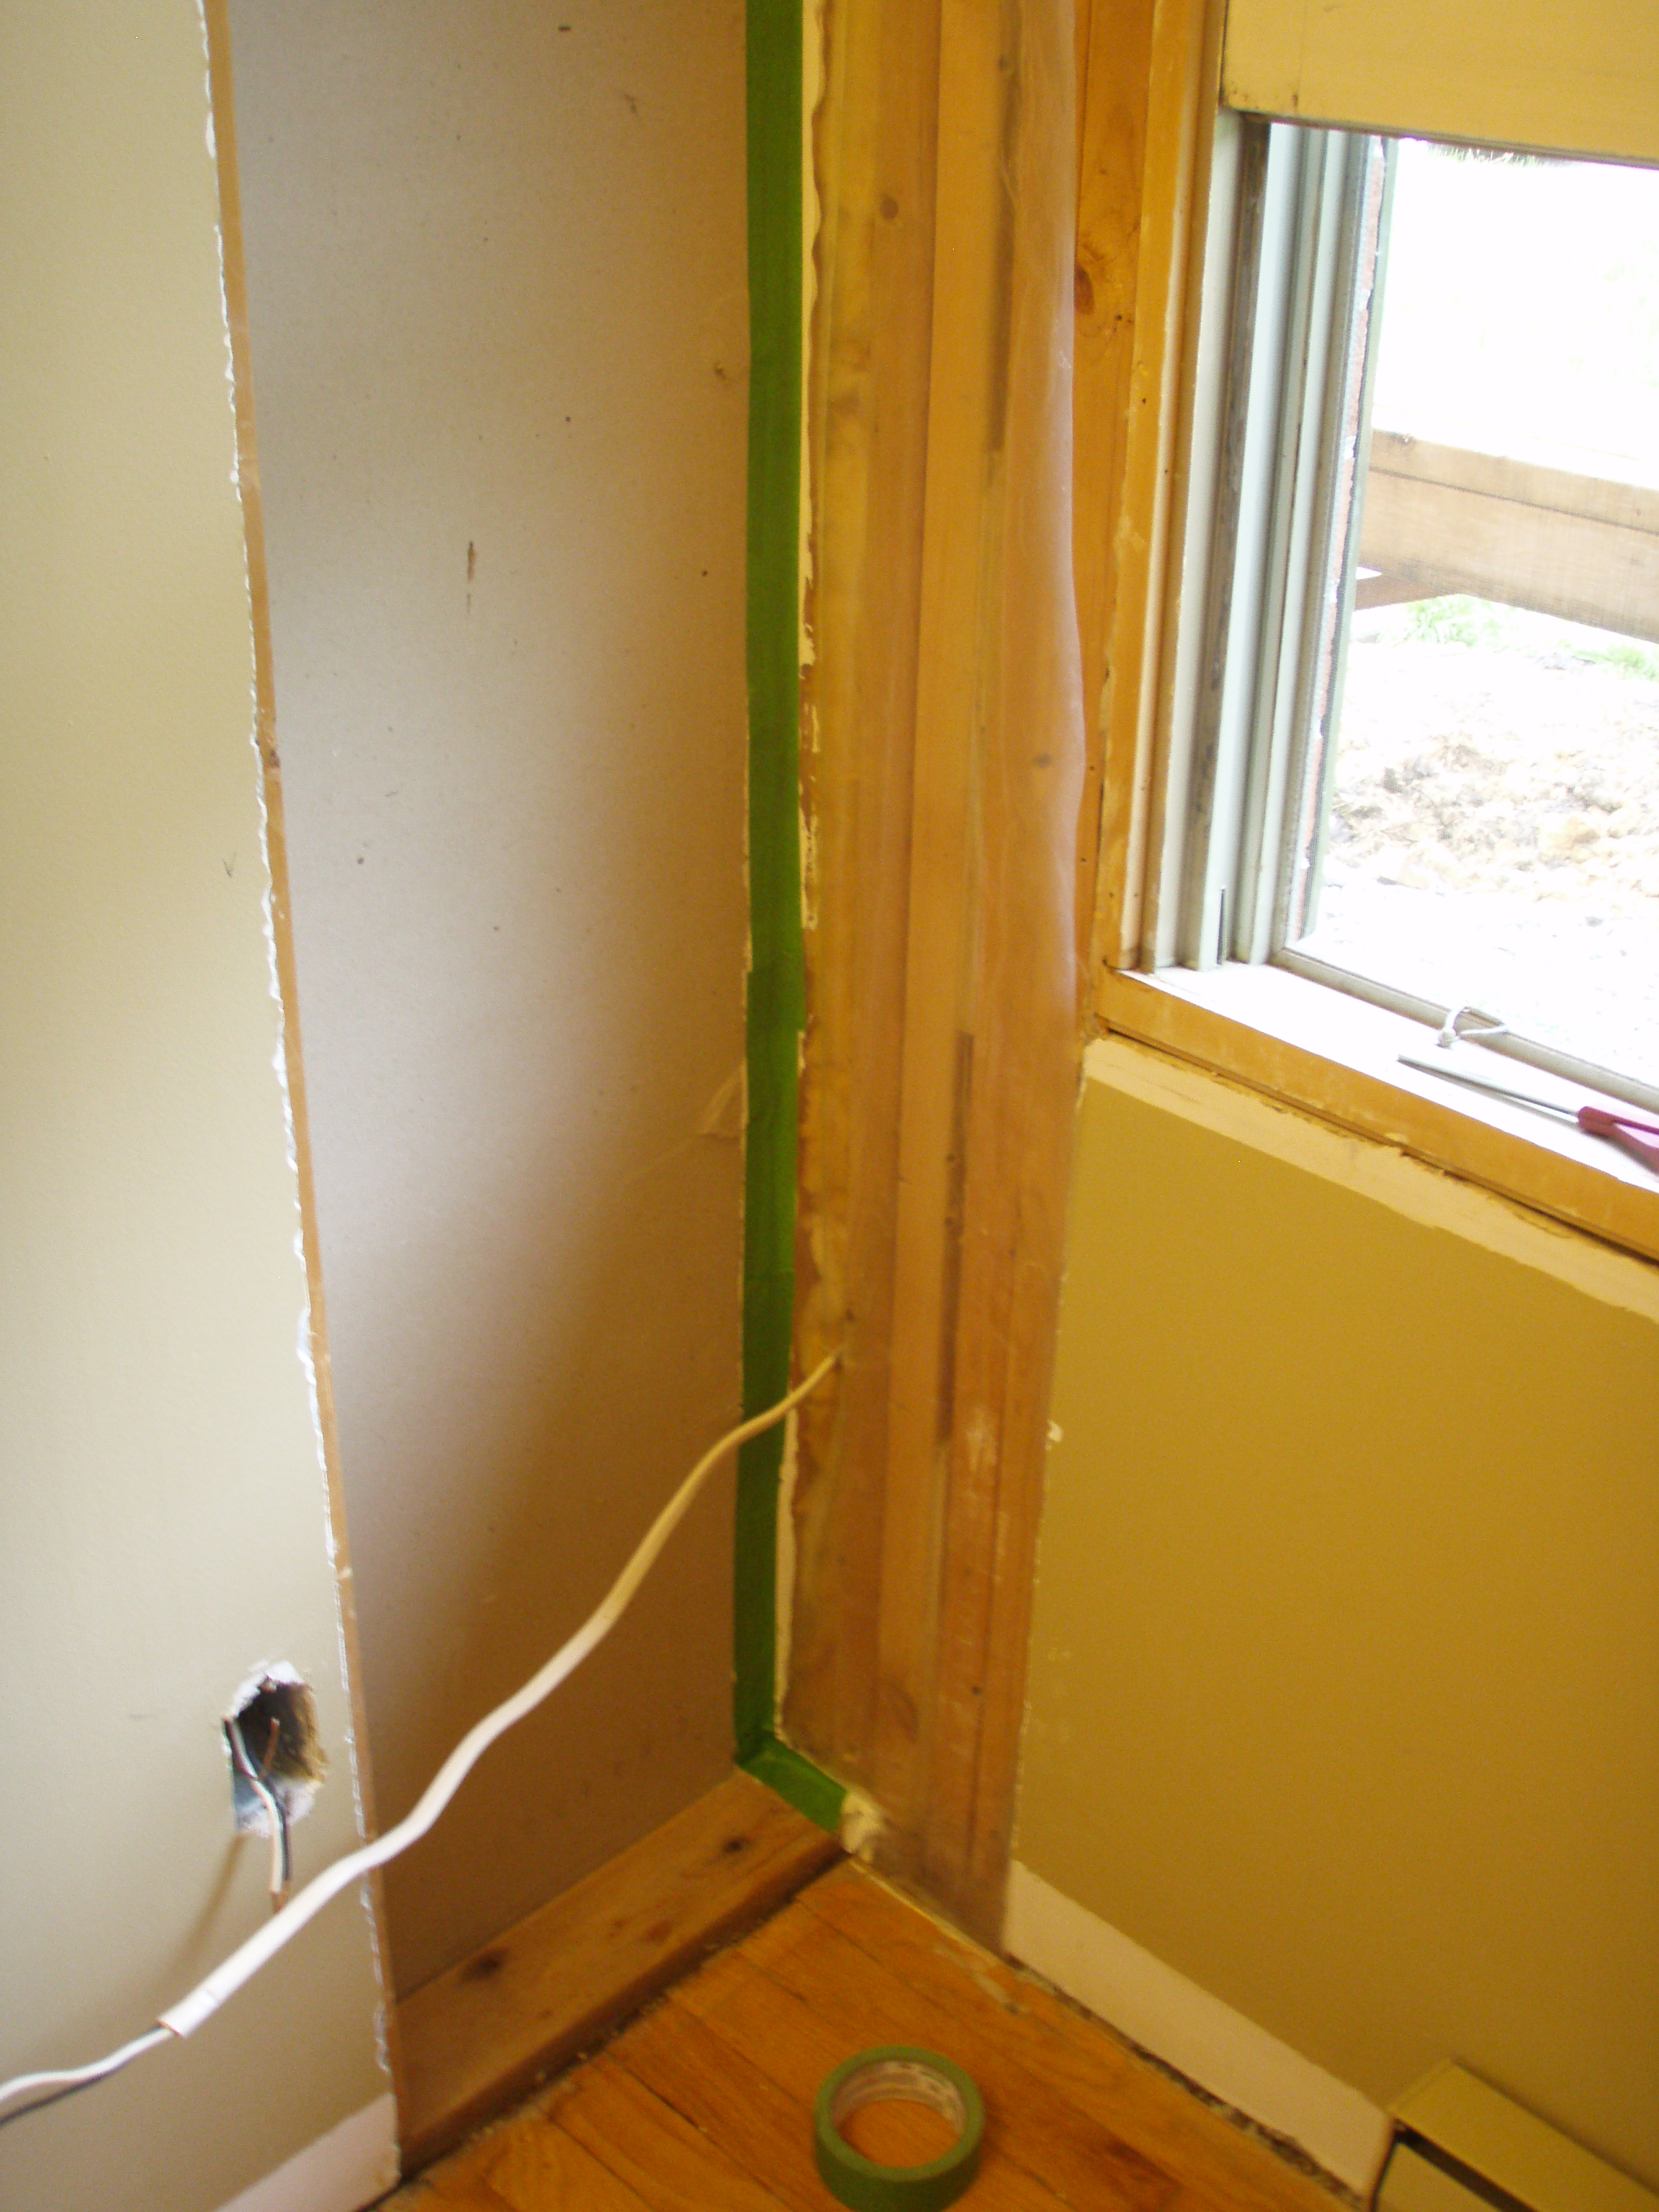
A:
[[1157, 112, 1659, 1115]]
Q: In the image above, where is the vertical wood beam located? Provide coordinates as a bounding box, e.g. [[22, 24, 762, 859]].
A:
[[1089, 0, 1224, 972], [791, 0, 1085, 1941], [873, 0, 1013, 1846], [791, 0, 943, 1780], [1072, 0, 1156, 980]]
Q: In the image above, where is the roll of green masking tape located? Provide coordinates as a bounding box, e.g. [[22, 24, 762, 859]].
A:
[[813, 2046, 984, 2212]]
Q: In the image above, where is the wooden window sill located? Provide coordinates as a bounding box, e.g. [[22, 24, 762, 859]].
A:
[[1095, 962, 1659, 1267]]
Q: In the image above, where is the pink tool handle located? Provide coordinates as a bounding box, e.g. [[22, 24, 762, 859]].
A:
[[1579, 1106, 1659, 1177]]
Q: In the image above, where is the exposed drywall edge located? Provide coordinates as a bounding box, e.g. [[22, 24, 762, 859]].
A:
[[742, 1736, 845, 1834], [736, 0, 807, 1761], [214, 2094, 397, 2212], [1006, 1864, 1389, 2196], [1084, 1035, 1659, 1323], [200, 0, 397, 2087]]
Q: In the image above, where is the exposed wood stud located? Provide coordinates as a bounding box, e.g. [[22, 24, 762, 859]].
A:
[[789, 0, 1086, 1943]]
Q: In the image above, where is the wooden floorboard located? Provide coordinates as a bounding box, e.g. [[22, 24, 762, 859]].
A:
[[397, 1769, 840, 2172], [796, 1866, 1336, 2212], [732, 1907, 1176, 2212], [639, 1952, 1075, 2212], [393, 1862, 1349, 2212]]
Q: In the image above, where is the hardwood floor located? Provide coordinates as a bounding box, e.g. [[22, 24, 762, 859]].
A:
[[392, 1862, 1346, 2212], [398, 1773, 840, 2169]]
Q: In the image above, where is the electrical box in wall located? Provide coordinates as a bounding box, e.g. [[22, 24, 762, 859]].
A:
[[1375, 2065, 1657, 2212]]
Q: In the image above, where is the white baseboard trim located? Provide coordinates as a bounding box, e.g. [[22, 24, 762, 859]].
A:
[[215, 2092, 399, 2212], [1005, 1863, 1390, 2196]]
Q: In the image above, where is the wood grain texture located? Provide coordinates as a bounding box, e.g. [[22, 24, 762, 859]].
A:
[[613, 1990, 857, 2211], [1073, 0, 1156, 978], [1358, 433, 1659, 644], [1091, 0, 1223, 973], [790, 0, 1086, 1947], [396, 1863, 1347, 2212], [739, 1897, 1181, 2212], [796, 1866, 1340, 2212], [787, 0, 942, 1796], [397, 1771, 839, 2172], [555, 2058, 796, 2212], [791, 0, 942, 1788], [472, 2118, 649, 2212], [873, 0, 1008, 1851], [647, 1952, 1082, 2212]]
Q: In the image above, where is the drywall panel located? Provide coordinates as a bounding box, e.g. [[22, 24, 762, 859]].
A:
[[226, 0, 750, 1993], [0, 5, 387, 2208], [1017, 1053, 1659, 2191]]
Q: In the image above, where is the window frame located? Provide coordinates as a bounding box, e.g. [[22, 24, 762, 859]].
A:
[[1174, 112, 1659, 1117], [1084, 0, 1659, 1265]]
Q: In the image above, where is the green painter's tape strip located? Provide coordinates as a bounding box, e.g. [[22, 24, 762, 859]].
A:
[[736, 0, 804, 1764], [742, 1736, 845, 1835], [814, 2049, 986, 2212]]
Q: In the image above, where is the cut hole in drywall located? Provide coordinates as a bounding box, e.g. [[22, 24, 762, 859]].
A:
[[225, 1665, 325, 1837]]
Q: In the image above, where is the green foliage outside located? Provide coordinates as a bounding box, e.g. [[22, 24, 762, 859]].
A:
[[1390, 594, 1659, 681]]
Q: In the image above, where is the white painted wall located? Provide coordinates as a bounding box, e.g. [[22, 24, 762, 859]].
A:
[[0, 6, 387, 2206]]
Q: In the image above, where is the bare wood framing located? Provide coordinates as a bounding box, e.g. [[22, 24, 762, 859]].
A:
[[1359, 430, 1659, 643], [1089, 0, 1226, 972], [790, 0, 943, 1802], [1072, 0, 1156, 983], [789, 0, 1084, 1943], [871, 0, 1010, 1856]]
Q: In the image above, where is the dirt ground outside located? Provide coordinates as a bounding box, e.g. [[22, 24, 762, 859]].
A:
[[1300, 604, 1659, 1091]]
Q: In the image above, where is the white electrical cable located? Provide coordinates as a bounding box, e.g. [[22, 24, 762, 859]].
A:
[[0, 2029, 175, 2124], [226, 1715, 287, 1908], [0, 1351, 838, 2129]]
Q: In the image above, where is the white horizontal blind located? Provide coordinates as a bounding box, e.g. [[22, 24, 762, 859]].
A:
[[1221, 0, 1659, 168]]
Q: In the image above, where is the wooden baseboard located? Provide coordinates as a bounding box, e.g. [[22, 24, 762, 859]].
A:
[[396, 1768, 841, 2174]]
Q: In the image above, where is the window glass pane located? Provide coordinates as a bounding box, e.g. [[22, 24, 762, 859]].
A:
[[1291, 139, 1659, 1087]]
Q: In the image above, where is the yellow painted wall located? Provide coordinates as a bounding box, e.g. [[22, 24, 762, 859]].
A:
[[0, 4, 387, 2206], [1017, 1044, 1659, 2190]]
